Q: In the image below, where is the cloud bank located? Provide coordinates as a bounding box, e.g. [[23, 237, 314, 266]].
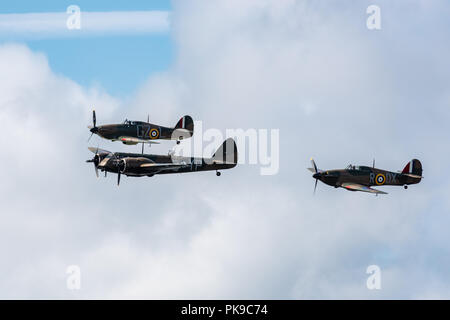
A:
[[0, 0, 450, 298]]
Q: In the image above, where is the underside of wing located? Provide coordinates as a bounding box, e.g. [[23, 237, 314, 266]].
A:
[[88, 147, 111, 155], [341, 183, 388, 194], [117, 136, 160, 145]]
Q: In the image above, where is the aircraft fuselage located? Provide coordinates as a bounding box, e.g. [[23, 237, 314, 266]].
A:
[[315, 166, 421, 188], [93, 122, 188, 142], [98, 152, 236, 177]]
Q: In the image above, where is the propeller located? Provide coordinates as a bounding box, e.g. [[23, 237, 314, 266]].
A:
[[86, 148, 100, 178], [311, 158, 318, 173], [311, 158, 319, 194], [88, 110, 98, 142], [115, 158, 126, 186]]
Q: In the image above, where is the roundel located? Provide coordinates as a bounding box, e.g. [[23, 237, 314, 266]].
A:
[[375, 173, 386, 185], [149, 128, 160, 139]]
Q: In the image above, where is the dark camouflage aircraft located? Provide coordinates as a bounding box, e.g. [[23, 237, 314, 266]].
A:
[[86, 138, 238, 185], [87, 110, 194, 151], [308, 158, 423, 195]]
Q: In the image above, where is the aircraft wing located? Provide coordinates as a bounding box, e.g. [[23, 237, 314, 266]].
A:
[[88, 147, 111, 155], [341, 183, 388, 195], [118, 136, 160, 145], [140, 162, 188, 172]]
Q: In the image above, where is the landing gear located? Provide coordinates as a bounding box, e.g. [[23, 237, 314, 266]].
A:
[[216, 171, 221, 177], [404, 185, 408, 190], [176, 140, 180, 145]]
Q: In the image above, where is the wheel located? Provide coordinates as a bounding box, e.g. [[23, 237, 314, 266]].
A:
[[404, 185, 408, 189], [216, 171, 221, 177], [176, 140, 180, 145]]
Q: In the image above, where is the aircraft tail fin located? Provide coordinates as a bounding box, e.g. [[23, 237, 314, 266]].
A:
[[212, 138, 238, 164], [174, 115, 194, 134], [402, 159, 423, 177]]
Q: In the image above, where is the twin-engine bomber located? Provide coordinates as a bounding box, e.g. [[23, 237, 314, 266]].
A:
[[86, 138, 238, 186], [308, 158, 423, 195]]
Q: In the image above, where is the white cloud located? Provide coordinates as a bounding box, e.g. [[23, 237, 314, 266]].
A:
[[0, 10, 170, 39], [1, 0, 450, 299]]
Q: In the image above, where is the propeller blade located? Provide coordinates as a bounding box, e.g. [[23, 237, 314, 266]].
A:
[[142, 142, 144, 154], [147, 114, 149, 123], [310, 158, 318, 173], [117, 171, 121, 186], [87, 151, 101, 178], [93, 110, 96, 127], [87, 132, 94, 142], [94, 147, 99, 177], [314, 179, 318, 194], [105, 171, 107, 177]]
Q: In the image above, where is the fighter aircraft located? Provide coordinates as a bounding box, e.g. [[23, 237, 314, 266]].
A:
[[86, 138, 238, 185], [87, 110, 194, 152], [308, 158, 423, 195]]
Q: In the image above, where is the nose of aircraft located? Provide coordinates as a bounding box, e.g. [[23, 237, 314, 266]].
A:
[[313, 172, 321, 179], [90, 127, 99, 134]]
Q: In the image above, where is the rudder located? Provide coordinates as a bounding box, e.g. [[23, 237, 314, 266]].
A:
[[402, 159, 422, 176], [212, 138, 238, 164], [175, 115, 194, 133]]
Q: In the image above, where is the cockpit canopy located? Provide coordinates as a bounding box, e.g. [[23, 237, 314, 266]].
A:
[[123, 119, 146, 125], [346, 164, 371, 171]]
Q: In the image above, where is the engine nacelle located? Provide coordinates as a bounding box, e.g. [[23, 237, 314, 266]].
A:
[[119, 157, 153, 174]]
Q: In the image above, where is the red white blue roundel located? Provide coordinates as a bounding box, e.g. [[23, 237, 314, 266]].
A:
[[149, 128, 160, 139], [375, 173, 386, 185]]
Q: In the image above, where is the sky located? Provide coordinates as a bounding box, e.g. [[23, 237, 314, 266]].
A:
[[0, 0, 450, 299], [0, 0, 173, 96]]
